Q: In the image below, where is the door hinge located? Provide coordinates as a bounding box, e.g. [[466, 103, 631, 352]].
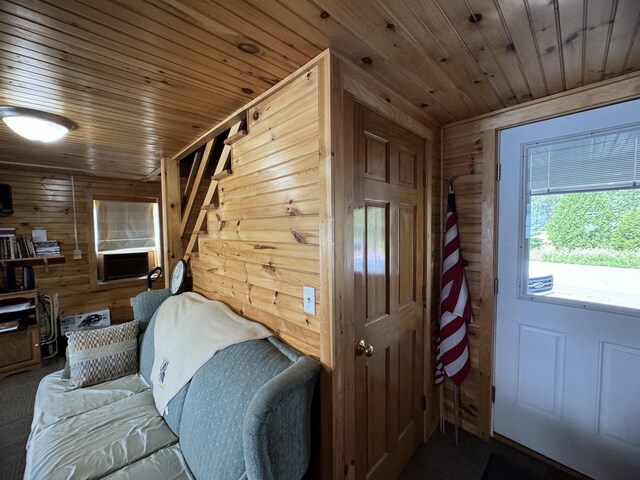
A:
[[422, 394, 427, 411], [494, 277, 499, 295], [422, 285, 427, 306], [496, 162, 501, 182], [491, 385, 496, 403]]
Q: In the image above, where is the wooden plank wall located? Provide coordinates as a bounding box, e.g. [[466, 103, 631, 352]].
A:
[[441, 71, 640, 440], [191, 64, 323, 358], [0, 166, 161, 321]]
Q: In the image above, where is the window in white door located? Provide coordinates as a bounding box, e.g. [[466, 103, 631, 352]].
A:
[[520, 125, 640, 313]]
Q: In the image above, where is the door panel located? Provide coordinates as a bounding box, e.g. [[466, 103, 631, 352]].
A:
[[354, 104, 424, 480], [495, 100, 640, 480], [365, 202, 389, 321], [365, 133, 389, 181], [398, 206, 416, 306]]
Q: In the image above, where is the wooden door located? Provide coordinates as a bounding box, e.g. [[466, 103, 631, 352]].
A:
[[353, 104, 424, 479]]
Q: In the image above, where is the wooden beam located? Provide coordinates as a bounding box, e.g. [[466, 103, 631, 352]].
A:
[[183, 122, 242, 260], [161, 156, 182, 286], [180, 140, 214, 236], [141, 166, 162, 182], [183, 149, 202, 199], [0, 159, 143, 181]]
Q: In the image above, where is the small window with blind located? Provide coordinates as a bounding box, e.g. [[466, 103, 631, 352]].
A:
[[93, 198, 161, 283], [522, 125, 640, 312]]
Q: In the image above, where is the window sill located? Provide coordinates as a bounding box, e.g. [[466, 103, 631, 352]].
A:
[[95, 277, 149, 291]]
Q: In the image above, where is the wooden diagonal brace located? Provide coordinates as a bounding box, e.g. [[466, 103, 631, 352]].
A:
[[183, 121, 241, 260]]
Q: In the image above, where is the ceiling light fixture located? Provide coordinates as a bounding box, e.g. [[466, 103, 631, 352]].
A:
[[0, 106, 76, 143]]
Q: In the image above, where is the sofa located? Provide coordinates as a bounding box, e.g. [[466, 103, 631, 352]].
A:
[[24, 289, 320, 480]]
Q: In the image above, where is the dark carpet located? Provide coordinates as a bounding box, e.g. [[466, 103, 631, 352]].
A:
[[400, 424, 579, 480], [0, 357, 64, 480]]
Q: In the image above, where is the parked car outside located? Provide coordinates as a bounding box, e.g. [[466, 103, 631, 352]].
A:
[[527, 263, 554, 294]]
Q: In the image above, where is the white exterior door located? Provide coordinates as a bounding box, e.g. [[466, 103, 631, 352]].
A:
[[495, 99, 640, 480]]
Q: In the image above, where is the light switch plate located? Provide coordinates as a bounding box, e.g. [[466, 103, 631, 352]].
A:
[[303, 286, 316, 315]]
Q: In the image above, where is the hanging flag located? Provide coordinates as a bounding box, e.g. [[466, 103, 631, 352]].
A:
[[435, 192, 473, 387]]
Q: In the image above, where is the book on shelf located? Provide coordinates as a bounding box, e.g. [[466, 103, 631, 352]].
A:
[[0, 234, 61, 260], [0, 320, 19, 333], [34, 241, 61, 257]]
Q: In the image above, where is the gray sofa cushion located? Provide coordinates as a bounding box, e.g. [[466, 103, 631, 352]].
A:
[[179, 339, 292, 480], [102, 444, 194, 480], [29, 371, 148, 439], [132, 288, 171, 332], [25, 390, 177, 480]]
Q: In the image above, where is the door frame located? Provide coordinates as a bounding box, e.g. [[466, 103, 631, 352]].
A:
[[436, 74, 640, 446], [329, 54, 436, 479]]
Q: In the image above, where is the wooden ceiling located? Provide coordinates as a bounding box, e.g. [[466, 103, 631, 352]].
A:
[[1, 0, 639, 179]]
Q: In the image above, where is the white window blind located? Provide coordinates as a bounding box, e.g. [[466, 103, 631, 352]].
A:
[[94, 200, 156, 252], [528, 127, 640, 195]]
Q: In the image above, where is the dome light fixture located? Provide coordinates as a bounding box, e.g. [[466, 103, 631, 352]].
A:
[[0, 106, 76, 143]]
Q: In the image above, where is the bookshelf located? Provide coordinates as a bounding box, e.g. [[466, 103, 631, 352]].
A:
[[0, 256, 65, 272], [0, 289, 41, 378]]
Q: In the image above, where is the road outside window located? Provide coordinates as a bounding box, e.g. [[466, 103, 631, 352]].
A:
[[523, 128, 640, 312]]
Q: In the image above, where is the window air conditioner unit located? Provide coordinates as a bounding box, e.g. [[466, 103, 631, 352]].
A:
[[102, 252, 152, 281]]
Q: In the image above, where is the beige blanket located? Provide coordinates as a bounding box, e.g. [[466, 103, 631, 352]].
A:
[[150, 292, 271, 415]]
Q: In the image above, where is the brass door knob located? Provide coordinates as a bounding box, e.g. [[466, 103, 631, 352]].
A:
[[356, 340, 374, 357]]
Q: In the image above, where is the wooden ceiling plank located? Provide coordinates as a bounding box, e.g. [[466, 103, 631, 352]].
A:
[[208, 0, 322, 58], [0, 67, 229, 128], [158, 0, 308, 70], [495, 0, 549, 98], [558, 0, 585, 90], [584, 0, 616, 84], [0, 26, 254, 108], [463, 0, 535, 103], [311, 0, 485, 118], [435, 0, 520, 107], [0, 46, 243, 117], [3, 0, 270, 92], [526, 0, 565, 94], [0, 18, 254, 105], [0, 79, 224, 140], [243, 0, 332, 48], [384, 0, 506, 111], [169, 0, 317, 67], [96, 0, 294, 82], [603, 0, 640, 79], [278, 0, 461, 122], [0, 67, 229, 131], [251, 0, 454, 123], [47, 0, 276, 89]]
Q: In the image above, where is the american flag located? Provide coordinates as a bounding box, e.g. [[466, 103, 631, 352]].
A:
[[435, 193, 473, 387]]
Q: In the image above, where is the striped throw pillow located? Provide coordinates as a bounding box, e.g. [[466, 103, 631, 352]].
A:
[[66, 321, 139, 389]]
